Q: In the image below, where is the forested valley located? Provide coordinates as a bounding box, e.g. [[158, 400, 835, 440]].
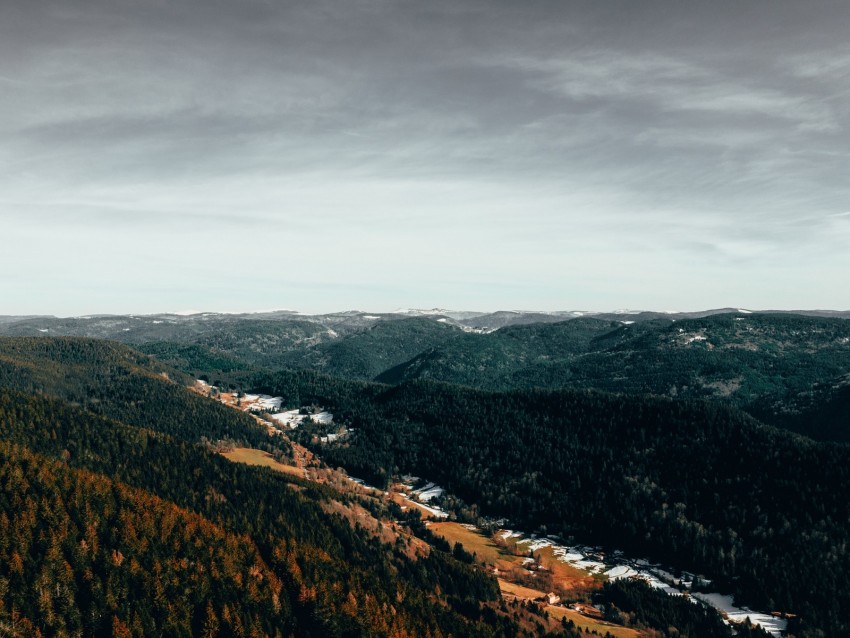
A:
[[257, 370, 850, 637], [0, 339, 555, 637], [0, 328, 847, 637]]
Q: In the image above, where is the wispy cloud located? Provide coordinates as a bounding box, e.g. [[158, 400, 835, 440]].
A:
[[1, 0, 849, 314], [492, 52, 838, 132]]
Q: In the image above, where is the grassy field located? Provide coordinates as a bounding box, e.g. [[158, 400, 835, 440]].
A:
[[430, 524, 600, 595], [435, 524, 643, 636], [220, 447, 305, 477], [545, 606, 644, 638], [428, 522, 528, 571], [498, 579, 548, 599], [534, 545, 601, 597]]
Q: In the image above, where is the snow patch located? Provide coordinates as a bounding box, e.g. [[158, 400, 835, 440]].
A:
[[412, 482, 445, 502], [401, 495, 448, 518], [270, 410, 305, 428], [604, 565, 637, 580], [692, 593, 787, 636], [500, 530, 523, 540], [497, 529, 782, 634]]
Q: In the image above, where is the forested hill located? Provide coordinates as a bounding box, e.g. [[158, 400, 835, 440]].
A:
[[0, 440, 289, 636], [369, 314, 850, 441], [0, 335, 846, 635], [0, 342, 556, 637], [4, 313, 850, 442], [273, 313, 850, 442], [258, 370, 850, 637], [2, 335, 849, 635], [30, 311, 843, 442], [0, 337, 282, 451], [279, 317, 464, 379]]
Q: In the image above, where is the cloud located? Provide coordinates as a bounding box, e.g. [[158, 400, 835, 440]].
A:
[[1, 0, 849, 313], [492, 52, 837, 132]]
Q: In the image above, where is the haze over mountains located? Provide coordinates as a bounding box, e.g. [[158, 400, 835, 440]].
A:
[[5, 307, 850, 334]]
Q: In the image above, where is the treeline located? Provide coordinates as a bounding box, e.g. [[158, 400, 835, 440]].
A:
[[0, 337, 288, 454], [256, 371, 850, 637], [600, 580, 773, 638]]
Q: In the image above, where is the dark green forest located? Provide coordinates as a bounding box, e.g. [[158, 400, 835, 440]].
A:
[[121, 313, 850, 442], [0, 339, 550, 638], [6, 312, 850, 441], [257, 370, 850, 637], [0, 331, 847, 637]]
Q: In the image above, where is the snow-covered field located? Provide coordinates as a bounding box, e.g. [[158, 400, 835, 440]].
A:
[[500, 530, 786, 636], [402, 495, 448, 518], [604, 565, 638, 580], [514, 537, 608, 575], [241, 394, 283, 411], [396, 478, 449, 518], [412, 482, 445, 502], [257, 395, 283, 410], [270, 409, 305, 428], [693, 593, 787, 636]]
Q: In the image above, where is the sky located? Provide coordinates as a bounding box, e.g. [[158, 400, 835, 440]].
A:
[[2, 0, 849, 315]]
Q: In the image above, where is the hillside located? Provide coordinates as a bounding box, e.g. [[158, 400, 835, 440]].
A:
[[749, 373, 850, 442], [0, 337, 282, 451], [86, 311, 850, 442], [371, 314, 850, 441], [258, 370, 850, 637], [0, 341, 551, 638], [0, 440, 289, 637], [278, 317, 466, 379], [374, 317, 622, 387], [0, 335, 840, 636], [5, 312, 850, 442]]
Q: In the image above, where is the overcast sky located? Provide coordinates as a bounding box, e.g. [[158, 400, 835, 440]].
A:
[[2, 0, 849, 315]]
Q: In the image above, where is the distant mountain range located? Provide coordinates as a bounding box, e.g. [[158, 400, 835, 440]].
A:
[[4, 306, 850, 334], [3, 308, 849, 442]]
